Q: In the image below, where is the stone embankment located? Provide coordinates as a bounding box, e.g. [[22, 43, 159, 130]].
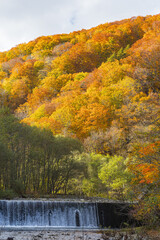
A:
[[0, 230, 153, 240]]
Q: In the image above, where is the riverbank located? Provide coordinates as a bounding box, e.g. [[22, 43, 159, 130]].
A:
[[0, 229, 159, 240], [0, 230, 101, 240]]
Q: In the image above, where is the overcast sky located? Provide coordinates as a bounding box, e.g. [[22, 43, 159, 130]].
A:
[[0, 0, 159, 52]]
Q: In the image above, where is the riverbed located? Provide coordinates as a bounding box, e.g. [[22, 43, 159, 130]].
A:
[[0, 230, 103, 240]]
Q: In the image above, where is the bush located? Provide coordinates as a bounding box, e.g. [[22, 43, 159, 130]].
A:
[[11, 180, 25, 197], [0, 189, 17, 199]]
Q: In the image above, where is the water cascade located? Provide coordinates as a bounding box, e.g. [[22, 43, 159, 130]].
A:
[[0, 200, 99, 229]]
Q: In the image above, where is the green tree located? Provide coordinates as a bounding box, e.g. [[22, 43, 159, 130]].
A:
[[99, 155, 133, 200]]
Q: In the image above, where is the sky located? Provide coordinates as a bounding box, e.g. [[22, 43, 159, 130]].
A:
[[0, 0, 159, 52]]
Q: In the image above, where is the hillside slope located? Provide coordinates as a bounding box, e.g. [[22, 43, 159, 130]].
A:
[[0, 14, 159, 155]]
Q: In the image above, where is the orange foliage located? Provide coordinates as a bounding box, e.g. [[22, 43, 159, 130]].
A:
[[133, 163, 159, 184], [71, 103, 110, 139], [139, 141, 160, 157], [129, 141, 160, 185]]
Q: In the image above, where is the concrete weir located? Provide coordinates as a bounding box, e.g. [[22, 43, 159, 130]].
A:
[[0, 199, 132, 230]]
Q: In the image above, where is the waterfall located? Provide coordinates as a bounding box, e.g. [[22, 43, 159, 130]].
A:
[[0, 200, 99, 228]]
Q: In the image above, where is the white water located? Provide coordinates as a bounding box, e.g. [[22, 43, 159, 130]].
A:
[[0, 200, 99, 229]]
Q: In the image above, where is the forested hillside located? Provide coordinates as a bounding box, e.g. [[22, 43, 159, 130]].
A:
[[0, 14, 160, 226]]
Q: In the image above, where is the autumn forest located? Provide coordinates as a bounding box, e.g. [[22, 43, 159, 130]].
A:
[[0, 14, 160, 226]]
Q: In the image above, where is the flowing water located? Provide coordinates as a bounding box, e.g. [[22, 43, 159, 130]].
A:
[[0, 200, 99, 229]]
